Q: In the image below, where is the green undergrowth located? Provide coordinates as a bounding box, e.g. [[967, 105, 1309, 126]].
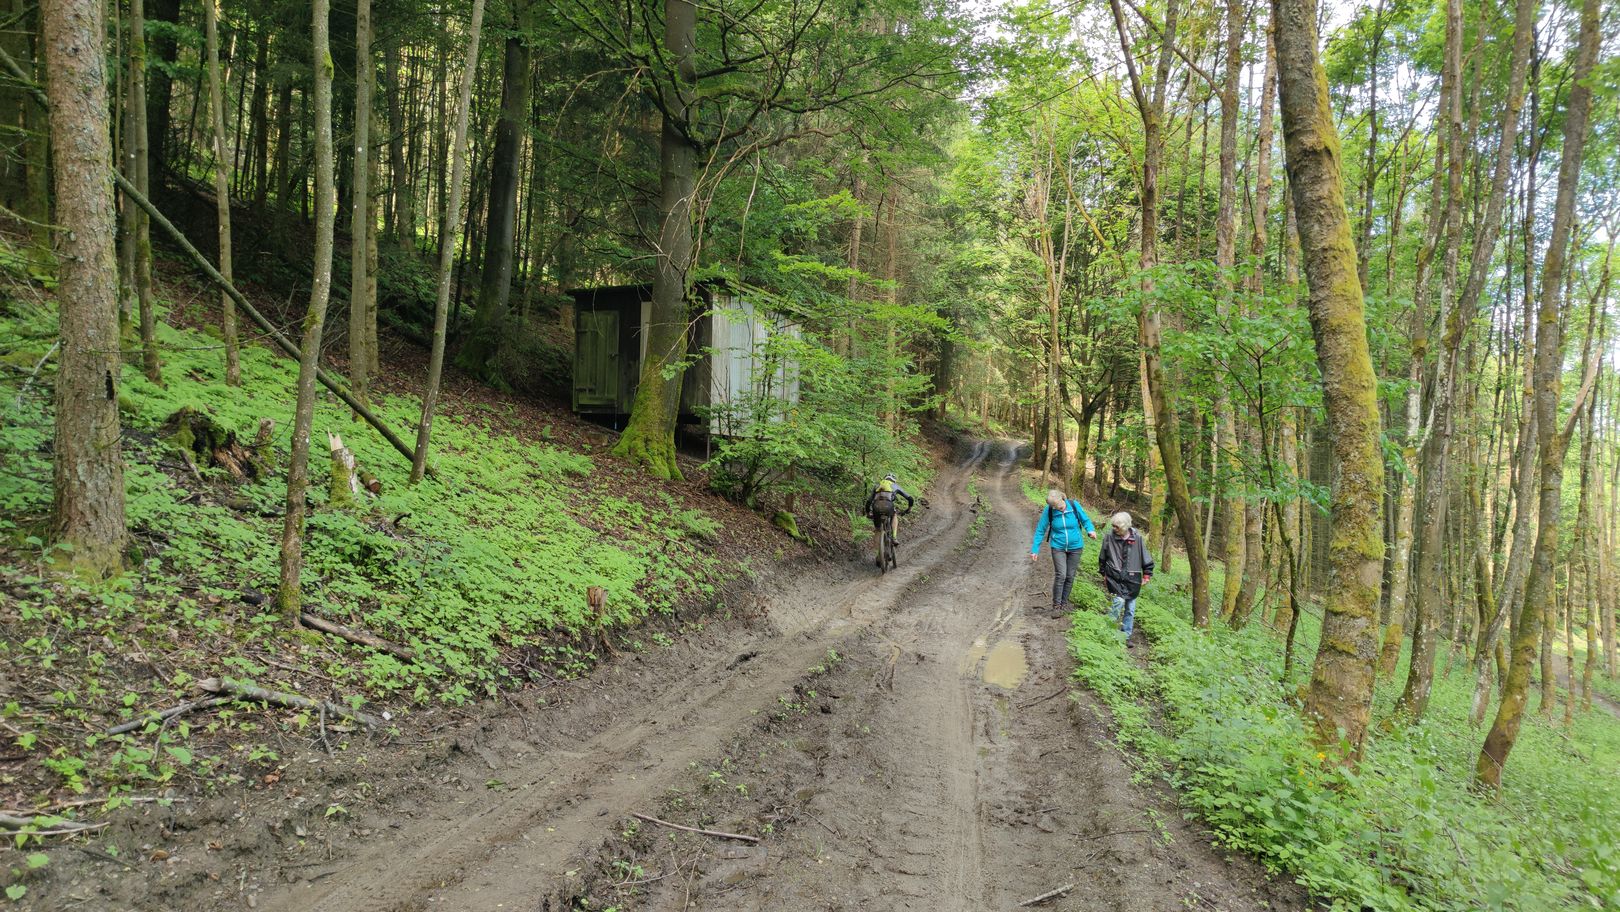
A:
[[1, 293, 737, 803], [1067, 563, 1620, 911]]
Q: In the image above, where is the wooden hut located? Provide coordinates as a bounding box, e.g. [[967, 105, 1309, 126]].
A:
[[569, 283, 799, 434]]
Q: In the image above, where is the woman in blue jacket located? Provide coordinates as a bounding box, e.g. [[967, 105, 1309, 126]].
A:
[[1029, 488, 1097, 614]]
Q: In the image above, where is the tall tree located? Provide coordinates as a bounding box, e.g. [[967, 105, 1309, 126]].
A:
[[203, 0, 240, 386], [1394, 0, 1467, 722], [1107, 0, 1213, 625], [611, 0, 698, 479], [43, 0, 127, 577], [276, 0, 339, 621], [1216, 0, 1244, 622], [130, 0, 160, 383], [1272, 0, 1385, 756], [411, 0, 487, 484], [350, 0, 375, 407], [458, 0, 531, 379], [1477, 0, 1604, 791]]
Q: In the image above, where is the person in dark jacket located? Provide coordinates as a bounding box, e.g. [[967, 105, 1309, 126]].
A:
[[1030, 488, 1097, 614], [1098, 511, 1153, 646]]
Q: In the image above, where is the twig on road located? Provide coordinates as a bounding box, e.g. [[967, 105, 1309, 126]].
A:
[[632, 812, 759, 844], [1019, 882, 1076, 906], [1018, 687, 1069, 708]]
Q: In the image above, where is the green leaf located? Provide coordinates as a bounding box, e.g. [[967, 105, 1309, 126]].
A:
[[5, 885, 25, 901], [25, 852, 48, 869]]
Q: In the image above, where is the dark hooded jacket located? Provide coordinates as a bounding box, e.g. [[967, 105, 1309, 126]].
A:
[[1098, 527, 1154, 599]]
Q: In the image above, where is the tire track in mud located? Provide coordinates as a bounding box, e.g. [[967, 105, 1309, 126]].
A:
[[599, 455, 1308, 912], [256, 440, 1001, 912]]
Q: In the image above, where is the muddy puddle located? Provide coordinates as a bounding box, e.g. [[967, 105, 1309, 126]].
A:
[[981, 637, 1029, 689]]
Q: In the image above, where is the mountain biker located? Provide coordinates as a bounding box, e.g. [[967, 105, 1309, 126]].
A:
[[1098, 511, 1153, 646], [1029, 488, 1097, 615], [864, 474, 915, 567]]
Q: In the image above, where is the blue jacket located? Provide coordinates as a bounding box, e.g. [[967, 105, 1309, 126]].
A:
[[1031, 499, 1095, 554]]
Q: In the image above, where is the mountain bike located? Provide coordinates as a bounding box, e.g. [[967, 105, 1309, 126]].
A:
[[875, 504, 913, 574]]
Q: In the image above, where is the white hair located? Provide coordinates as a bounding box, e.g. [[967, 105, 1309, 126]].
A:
[[1110, 512, 1134, 531], [1046, 489, 1066, 509]]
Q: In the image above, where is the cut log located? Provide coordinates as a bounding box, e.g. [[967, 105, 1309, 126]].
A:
[[196, 676, 382, 728], [299, 611, 416, 661]]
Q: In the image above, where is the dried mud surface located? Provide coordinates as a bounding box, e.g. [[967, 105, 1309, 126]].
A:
[[31, 441, 1309, 911]]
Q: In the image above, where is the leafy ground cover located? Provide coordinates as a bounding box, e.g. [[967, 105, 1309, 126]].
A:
[[1067, 562, 1620, 911], [0, 285, 790, 820]]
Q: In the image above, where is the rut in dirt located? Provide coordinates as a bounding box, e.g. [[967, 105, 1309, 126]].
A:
[[240, 439, 1300, 912]]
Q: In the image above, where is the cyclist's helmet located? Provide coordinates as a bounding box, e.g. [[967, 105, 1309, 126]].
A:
[[884, 473, 898, 482]]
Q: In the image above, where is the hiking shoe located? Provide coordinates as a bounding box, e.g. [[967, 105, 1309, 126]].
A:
[[1126, 640, 1136, 649]]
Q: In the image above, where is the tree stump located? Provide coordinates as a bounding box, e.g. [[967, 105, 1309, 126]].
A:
[[161, 407, 267, 482], [328, 432, 360, 508]]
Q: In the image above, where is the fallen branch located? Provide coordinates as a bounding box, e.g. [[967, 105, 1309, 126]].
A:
[[299, 612, 416, 661], [1018, 883, 1076, 907], [197, 677, 382, 729], [630, 812, 759, 844], [1018, 687, 1069, 709], [0, 812, 108, 837], [106, 696, 232, 735]]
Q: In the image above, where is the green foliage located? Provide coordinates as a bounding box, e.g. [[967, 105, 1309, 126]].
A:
[[1068, 563, 1620, 911], [0, 295, 735, 796]]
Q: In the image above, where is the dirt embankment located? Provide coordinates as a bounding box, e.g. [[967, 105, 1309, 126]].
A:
[[25, 440, 1306, 911]]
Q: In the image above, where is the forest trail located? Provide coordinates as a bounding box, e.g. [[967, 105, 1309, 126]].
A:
[[238, 441, 1297, 912]]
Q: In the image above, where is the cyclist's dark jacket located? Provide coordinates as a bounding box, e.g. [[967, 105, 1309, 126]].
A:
[[864, 483, 914, 517]]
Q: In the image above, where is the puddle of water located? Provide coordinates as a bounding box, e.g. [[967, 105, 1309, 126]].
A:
[[982, 638, 1029, 689]]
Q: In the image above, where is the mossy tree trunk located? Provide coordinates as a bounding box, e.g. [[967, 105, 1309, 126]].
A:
[[1477, 0, 1601, 791], [44, 0, 127, 578], [1215, 0, 1244, 623], [276, 0, 338, 623], [1106, 0, 1211, 625], [1394, 0, 1467, 722], [1272, 0, 1386, 757], [411, 0, 485, 484], [612, 0, 697, 482]]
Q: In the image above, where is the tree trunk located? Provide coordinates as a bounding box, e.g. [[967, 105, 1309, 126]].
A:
[[142, 0, 178, 185], [349, 0, 374, 408], [384, 34, 414, 249], [44, 0, 127, 577], [276, 0, 339, 622], [410, 0, 486, 484], [249, 30, 269, 208], [1107, 0, 1211, 625], [1231, 27, 1278, 631], [130, 0, 160, 383], [1394, 0, 1467, 722], [202, 0, 239, 386], [458, 13, 531, 379], [1477, 0, 1602, 792], [1216, 0, 1244, 622], [1273, 0, 1386, 757], [612, 0, 698, 481]]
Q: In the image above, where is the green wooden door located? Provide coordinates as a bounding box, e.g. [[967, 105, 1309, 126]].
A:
[[574, 311, 619, 410]]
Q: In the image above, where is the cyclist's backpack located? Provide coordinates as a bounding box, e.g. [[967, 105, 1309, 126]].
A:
[[871, 481, 897, 516]]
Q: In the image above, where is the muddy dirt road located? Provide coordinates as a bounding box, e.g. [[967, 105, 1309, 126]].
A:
[[73, 441, 1300, 911]]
